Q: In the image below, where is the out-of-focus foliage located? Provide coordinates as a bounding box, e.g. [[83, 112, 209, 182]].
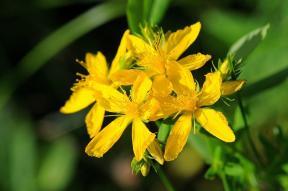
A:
[[127, 0, 171, 33]]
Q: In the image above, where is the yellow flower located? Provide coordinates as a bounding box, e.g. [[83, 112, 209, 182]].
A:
[[112, 23, 211, 97], [218, 58, 246, 95], [60, 30, 130, 138], [85, 74, 163, 163], [221, 80, 246, 96], [163, 70, 239, 161]]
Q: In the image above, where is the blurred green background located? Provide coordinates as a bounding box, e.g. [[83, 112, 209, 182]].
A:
[[0, 0, 287, 190]]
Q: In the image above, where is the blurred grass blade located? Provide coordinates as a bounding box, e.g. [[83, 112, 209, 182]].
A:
[[149, 0, 171, 26], [127, 0, 171, 34], [0, 1, 125, 110], [0, 107, 36, 191], [188, 133, 213, 163], [9, 112, 37, 191], [228, 24, 270, 61], [242, 66, 288, 98], [127, 0, 143, 34], [37, 136, 77, 191]]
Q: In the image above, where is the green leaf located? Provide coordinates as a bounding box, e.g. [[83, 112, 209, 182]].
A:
[[282, 163, 288, 174], [188, 133, 214, 163], [228, 24, 270, 61], [201, 10, 262, 45], [232, 106, 245, 131], [10, 121, 37, 191], [224, 163, 244, 177], [242, 66, 288, 98], [204, 146, 223, 179], [127, 0, 144, 34], [126, 0, 171, 34], [0, 1, 126, 110], [37, 136, 78, 191], [149, 0, 171, 26], [0, 107, 37, 191]]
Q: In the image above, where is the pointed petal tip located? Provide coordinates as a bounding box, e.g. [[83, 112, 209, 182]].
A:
[[59, 106, 67, 114], [194, 21, 201, 27], [158, 158, 164, 165], [223, 133, 236, 143], [85, 146, 103, 158], [164, 153, 177, 162], [59, 105, 75, 114]]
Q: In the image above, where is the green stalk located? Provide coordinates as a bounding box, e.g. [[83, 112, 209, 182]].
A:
[[156, 119, 172, 145], [237, 93, 263, 166], [220, 173, 231, 191], [156, 165, 176, 191]]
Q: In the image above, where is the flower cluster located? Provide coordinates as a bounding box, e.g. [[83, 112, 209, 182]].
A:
[[60, 22, 245, 173]]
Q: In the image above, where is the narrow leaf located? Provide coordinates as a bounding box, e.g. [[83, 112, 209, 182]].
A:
[[37, 136, 78, 191], [126, 0, 171, 34], [149, 0, 171, 26], [126, 0, 144, 34], [228, 24, 270, 61]]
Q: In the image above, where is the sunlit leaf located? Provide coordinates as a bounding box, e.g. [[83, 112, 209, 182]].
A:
[[228, 24, 270, 61]]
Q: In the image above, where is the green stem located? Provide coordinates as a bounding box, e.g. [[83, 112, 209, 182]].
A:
[[157, 165, 176, 191], [220, 173, 231, 191], [156, 119, 172, 145], [237, 93, 263, 166]]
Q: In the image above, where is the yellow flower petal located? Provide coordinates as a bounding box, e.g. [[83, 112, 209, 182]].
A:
[[92, 84, 130, 113], [131, 74, 152, 104], [140, 97, 160, 121], [85, 103, 105, 138], [221, 80, 246, 96], [127, 34, 155, 57], [152, 74, 173, 97], [166, 61, 195, 95], [164, 113, 192, 161], [166, 22, 201, 60], [132, 118, 155, 161], [147, 139, 164, 165], [60, 87, 95, 113], [85, 116, 131, 157], [219, 59, 230, 78], [178, 53, 211, 71], [195, 108, 235, 142], [198, 71, 222, 106], [109, 30, 130, 76], [110, 69, 143, 85], [85, 52, 108, 79], [140, 162, 150, 176]]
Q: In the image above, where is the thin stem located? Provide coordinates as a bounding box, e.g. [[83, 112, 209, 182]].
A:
[[220, 173, 231, 191], [237, 93, 263, 166], [157, 166, 176, 191]]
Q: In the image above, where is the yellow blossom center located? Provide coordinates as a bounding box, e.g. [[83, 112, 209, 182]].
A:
[[176, 94, 198, 112], [125, 102, 140, 118]]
